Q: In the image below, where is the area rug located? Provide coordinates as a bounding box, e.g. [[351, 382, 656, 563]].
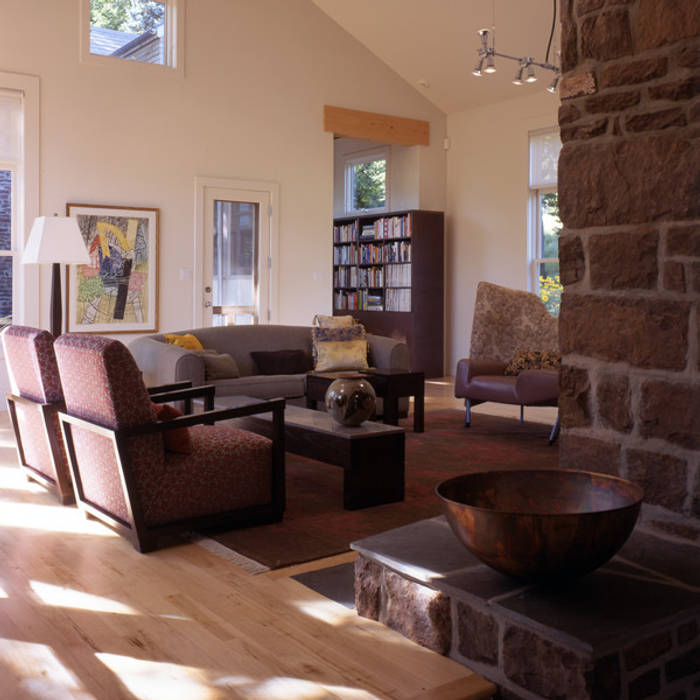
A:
[[198, 409, 559, 570]]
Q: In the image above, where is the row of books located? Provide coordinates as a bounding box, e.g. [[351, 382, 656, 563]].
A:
[[384, 240, 411, 263], [333, 244, 359, 265], [334, 266, 358, 288], [363, 214, 413, 240], [333, 222, 358, 243], [385, 263, 411, 287], [385, 288, 411, 312], [360, 243, 384, 264], [359, 266, 383, 288], [334, 290, 384, 311]]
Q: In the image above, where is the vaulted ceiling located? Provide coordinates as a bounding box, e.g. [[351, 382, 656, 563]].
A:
[[312, 0, 560, 114]]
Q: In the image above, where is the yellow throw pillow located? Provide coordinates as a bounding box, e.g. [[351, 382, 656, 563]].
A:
[[164, 333, 204, 351], [315, 339, 369, 372]]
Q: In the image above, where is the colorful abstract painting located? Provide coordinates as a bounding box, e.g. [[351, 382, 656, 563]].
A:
[[66, 204, 158, 333]]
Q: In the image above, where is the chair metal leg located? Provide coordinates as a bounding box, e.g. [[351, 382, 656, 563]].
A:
[[464, 399, 471, 427], [549, 415, 561, 445], [520, 405, 524, 424]]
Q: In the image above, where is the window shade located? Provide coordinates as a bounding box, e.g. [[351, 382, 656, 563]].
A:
[[529, 129, 562, 188], [0, 91, 22, 162]]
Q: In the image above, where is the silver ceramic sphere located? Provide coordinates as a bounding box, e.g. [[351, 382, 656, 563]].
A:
[[324, 375, 376, 426]]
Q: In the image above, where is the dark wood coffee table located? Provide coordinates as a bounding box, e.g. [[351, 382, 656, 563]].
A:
[[305, 369, 425, 432], [220, 396, 405, 510]]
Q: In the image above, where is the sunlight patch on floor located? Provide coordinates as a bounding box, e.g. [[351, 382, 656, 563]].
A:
[[0, 584, 7, 598], [30, 580, 140, 615], [96, 653, 219, 700], [291, 598, 355, 625], [0, 465, 44, 493], [0, 502, 117, 536], [235, 677, 381, 699], [0, 638, 96, 699]]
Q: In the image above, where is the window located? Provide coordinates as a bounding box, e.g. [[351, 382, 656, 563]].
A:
[[82, 0, 183, 71], [0, 92, 22, 329], [345, 150, 388, 214], [528, 129, 562, 317]]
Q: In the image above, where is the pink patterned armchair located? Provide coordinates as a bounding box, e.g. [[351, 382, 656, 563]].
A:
[[54, 333, 285, 552], [3, 325, 74, 504]]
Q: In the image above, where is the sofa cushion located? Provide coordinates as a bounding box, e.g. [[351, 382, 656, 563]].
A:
[[314, 314, 354, 327], [214, 374, 306, 399], [251, 349, 313, 375], [504, 349, 562, 375], [315, 339, 369, 372], [151, 402, 192, 454], [192, 349, 240, 380]]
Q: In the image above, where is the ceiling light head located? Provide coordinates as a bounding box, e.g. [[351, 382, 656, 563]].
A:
[[472, 59, 484, 77], [484, 54, 496, 74], [546, 74, 560, 94], [477, 28, 490, 50], [525, 63, 537, 83], [512, 67, 524, 86]]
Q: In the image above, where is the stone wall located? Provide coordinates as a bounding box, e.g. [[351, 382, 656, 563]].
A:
[[557, 0, 700, 537]]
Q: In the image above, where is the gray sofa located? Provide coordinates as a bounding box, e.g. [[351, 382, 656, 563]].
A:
[[129, 324, 411, 401]]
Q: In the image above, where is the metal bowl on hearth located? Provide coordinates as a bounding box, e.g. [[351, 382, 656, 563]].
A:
[[436, 469, 644, 582]]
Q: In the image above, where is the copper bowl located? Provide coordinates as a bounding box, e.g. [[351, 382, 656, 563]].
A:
[[436, 470, 643, 582]]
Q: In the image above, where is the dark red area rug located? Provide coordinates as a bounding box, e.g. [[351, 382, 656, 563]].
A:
[[201, 409, 559, 570]]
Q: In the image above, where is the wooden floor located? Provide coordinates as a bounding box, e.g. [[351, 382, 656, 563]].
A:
[[0, 379, 553, 700]]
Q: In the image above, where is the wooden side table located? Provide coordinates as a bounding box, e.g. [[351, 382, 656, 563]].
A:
[[305, 369, 425, 432]]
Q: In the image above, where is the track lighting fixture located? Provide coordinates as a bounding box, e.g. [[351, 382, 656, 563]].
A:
[[471, 0, 560, 94]]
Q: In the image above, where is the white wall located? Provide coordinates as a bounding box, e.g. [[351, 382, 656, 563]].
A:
[[445, 91, 558, 372], [333, 137, 420, 217], [0, 0, 446, 335]]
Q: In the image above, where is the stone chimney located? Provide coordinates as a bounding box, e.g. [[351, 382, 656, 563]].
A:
[[557, 0, 699, 540]]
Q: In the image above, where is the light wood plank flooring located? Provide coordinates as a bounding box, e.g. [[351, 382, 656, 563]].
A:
[[0, 379, 540, 700]]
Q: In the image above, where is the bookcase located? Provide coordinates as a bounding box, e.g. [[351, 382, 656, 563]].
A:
[[332, 209, 444, 378]]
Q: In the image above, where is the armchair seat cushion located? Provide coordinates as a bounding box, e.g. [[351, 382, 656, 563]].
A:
[[142, 425, 273, 526], [464, 376, 519, 404]]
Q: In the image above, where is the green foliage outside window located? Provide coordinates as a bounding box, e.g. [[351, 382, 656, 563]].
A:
[[353, 159, 386, 211], [90, 0, 164, 33]]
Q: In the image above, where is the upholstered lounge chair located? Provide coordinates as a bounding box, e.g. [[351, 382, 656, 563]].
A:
[[54, 333, 285, 552], [3, 325, 74, 504], [454, 282, 560, 443]]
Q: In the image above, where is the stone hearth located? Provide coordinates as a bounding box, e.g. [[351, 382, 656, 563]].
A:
[[352, 517, 700, 699]]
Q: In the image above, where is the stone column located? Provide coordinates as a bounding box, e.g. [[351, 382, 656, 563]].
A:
[[557, 0, 700, 537]]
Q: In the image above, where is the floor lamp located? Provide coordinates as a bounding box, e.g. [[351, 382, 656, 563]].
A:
[[22, 215, 91, 337]]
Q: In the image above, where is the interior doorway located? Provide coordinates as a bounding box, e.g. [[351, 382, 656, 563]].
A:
[[194, 177, 279, 328]]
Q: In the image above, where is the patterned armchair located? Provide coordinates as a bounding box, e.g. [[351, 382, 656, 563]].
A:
[[54, 334, 285, 552], [3, 325, 74, 504]]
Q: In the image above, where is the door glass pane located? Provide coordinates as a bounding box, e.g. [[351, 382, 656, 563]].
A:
[[538, 261, 562, 318], [213, 200, 258, 319], [539, 191, 561, 258], [0, 169, 11, 251]]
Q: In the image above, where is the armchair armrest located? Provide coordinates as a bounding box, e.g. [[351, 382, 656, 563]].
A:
[[147, 381, 192, 395], [149, 384, 216, 414], [455, 358, 508, 397]]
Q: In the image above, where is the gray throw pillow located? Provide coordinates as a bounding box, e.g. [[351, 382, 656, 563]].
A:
[[192, 349, 240, 380]]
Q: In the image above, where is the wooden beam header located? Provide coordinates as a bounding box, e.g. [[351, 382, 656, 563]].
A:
[[324, 105, 430, 147]]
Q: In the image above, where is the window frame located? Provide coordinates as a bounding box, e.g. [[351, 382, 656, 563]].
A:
[[344, 148, 390, 216], [80, 0, 185, 75], [527, 127, 561, 316], [0, 73, 40, 335]]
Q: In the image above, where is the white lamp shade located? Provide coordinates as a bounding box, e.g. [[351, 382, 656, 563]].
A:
[[22, 216, 91, 265]]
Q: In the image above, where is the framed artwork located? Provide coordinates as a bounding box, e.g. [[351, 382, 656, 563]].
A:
[[66, 203, 159, 333]]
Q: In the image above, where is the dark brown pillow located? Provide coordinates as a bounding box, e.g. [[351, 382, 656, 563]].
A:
[[251, 349, 313, 375], [504, 350, 561, 376]]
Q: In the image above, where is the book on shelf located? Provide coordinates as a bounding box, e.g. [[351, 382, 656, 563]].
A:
[[374, 213, 412, 240], [333, 244, 358, 265], [385, 288, 411, 312], [333, 222, 357, 243], [386, 263, 411, 286], [384, 240, 411, 263]]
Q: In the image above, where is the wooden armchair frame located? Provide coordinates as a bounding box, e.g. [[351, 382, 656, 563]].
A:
[[6, 393, 74, 504], [58, 385, 285, 552]]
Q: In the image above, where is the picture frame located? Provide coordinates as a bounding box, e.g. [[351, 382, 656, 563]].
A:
[[66, 203, 159, 333]]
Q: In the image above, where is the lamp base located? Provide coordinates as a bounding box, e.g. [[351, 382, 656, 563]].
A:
[[50, 262, 62, 338]]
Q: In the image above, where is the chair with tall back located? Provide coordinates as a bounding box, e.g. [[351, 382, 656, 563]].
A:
[[54, 333, 285, 552], [3, 325, 74, 504], [454, 281, 560, 443]]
